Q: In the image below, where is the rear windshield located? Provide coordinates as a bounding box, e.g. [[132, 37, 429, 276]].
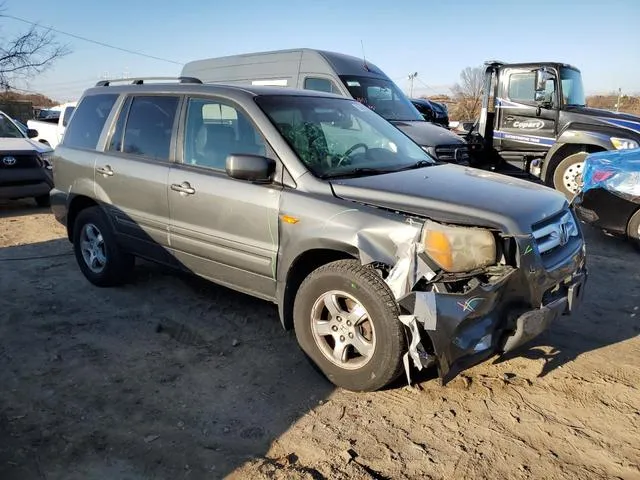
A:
[[339, 75, 423, 122]]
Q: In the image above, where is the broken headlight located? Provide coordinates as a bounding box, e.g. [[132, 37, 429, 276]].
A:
[[38, 152, 53, 170], [422, 221, 496, 273]]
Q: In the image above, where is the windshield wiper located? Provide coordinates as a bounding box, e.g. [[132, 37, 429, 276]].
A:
[[389, 160, 435, 172], [320, 167, 399, 179], [321, 161, 434, 179]]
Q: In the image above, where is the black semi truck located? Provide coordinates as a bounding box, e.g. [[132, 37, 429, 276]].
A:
[[468, 61, 640, 198]]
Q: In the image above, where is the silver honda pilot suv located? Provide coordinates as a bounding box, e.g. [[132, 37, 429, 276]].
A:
[[51, 77, 587, 391]]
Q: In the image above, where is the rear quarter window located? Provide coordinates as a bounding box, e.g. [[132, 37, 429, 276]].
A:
[[63, 94, 118, 150], [62, 106, 76, 127], [304, 77, 339, 94]]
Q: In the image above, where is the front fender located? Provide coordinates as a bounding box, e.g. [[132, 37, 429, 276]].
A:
[[541, 129, 614, 181], [275, 189, 422, 326]]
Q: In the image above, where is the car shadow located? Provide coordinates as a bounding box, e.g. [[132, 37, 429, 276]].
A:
[[492, 224, 640, 377], [0, 199, 50, 219], [0, 237, 334, 480]]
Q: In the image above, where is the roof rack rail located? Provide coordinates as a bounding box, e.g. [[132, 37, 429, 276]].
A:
[[95, 76, 202, 87]]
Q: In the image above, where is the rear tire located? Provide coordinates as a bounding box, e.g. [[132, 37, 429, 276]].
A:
[[293, 259, 405, 392], [627, 209, 640, 251], [34, 194, 50, 207], [72, 206, 134, 287], [551, 152, 589, 199]]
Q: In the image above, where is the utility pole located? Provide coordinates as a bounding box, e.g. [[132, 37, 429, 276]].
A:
[[408, 72, 418, 98], [616, 87, 622, 112]]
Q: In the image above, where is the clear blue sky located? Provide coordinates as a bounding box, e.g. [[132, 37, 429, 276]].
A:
[[3, 0, 639, 102]]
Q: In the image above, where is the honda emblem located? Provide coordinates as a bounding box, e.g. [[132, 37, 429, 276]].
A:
[[558, 222, 570, 246]]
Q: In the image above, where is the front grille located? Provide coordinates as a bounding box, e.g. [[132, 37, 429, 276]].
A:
[[532, 209, 581, 269], [435, 144, 470, 164], [0, 153, 42, 169]]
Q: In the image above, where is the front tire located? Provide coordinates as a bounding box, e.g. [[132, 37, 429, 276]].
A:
[[72, 206, 134, 287], [293, 260, 406, 392], [627, 209, 640, 251], [552, 152, 589, 199]]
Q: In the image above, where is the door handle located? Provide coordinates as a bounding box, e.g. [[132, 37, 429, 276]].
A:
[[96, 165, 114, 176], [505, 115, 515, 121], [170, 182, 196, 195]]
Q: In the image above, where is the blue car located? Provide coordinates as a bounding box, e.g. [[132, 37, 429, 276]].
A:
[[574, 148, 640, 248]]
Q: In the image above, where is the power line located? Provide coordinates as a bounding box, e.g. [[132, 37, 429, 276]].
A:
[[3, 14, 182, 66], [415, 77, 444, 95], [2, 85, 40, 94]]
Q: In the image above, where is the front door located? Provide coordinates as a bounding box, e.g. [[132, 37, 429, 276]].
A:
[[495, 68, 558, 167], [168, 96, 281, 300], [94, 94, 181, 263]]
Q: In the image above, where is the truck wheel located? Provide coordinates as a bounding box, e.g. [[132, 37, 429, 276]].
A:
[[627, 209, 640, 251], [552, 152, 588, 199], [34, 194, 50, 207], [72, 206, 134, 287], [293, 259, 406, 392]]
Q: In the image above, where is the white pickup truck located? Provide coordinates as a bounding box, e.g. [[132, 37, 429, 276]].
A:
[[27, 101, 76, 149]]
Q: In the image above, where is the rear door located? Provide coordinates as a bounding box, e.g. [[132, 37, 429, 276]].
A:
[[496, 68, 558, 160], [94, 94, 180, 263], [168, 96, 281, 299]]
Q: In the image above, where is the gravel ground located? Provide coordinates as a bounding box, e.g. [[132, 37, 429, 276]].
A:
[[0, 199, 639, 480]]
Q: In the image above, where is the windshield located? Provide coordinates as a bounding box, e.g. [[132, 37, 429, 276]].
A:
[[560, 68, 586, 106], [255, 95, 435, 178], [0, 113, 25, 138], [339, 75, 423, 122]]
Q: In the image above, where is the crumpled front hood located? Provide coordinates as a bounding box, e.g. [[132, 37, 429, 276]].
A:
[[0, 137, 53, 154], [330, 164, 568, 234], [390, 120, 465, 147]]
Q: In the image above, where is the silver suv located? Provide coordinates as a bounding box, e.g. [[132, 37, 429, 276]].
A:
[[51, 77, 587, 392]]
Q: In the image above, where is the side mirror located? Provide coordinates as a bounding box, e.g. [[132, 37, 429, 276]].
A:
[[534, 68, 554, 106], [26, 128, 38, 138], [226, 154, 275, 183], [535, 69, 545, 92]]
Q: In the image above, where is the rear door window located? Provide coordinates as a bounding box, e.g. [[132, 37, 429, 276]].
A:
[[120, 96, 180, 161], [63, 94, 118, 150]]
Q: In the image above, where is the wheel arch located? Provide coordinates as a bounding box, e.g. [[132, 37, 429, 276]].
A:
[[278, 247, 358, 330], [541, 128, 614, 183], [627, 207, 640, 240], [66, 195, 100, 241]]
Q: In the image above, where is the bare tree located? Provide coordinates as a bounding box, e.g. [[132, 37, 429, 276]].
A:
[[450, 66, 484, 120], [0, 7, 70, 90]]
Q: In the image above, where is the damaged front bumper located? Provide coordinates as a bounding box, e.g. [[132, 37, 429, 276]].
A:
[[384, 222, 587, 385]]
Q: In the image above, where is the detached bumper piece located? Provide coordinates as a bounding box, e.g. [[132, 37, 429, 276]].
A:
[[501, 272, 586, 353]]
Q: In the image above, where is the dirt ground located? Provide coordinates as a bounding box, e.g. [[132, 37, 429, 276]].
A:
[[0, 199, 638, 480]]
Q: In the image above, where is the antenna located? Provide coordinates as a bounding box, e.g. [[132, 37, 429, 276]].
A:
[[361, 40, 370, 71]]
